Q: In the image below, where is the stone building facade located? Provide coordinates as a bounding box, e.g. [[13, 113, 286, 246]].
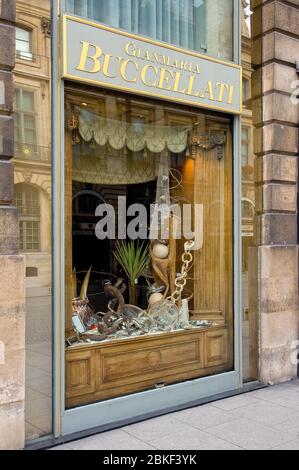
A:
[[0, 0, 25, 451], [0, 0, 298, 450], [250, 0, 299, 384], [13, 0, 52, 442]]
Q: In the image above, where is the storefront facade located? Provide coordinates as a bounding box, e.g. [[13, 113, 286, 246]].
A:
[[0, 0, 298, 450], [55, 0, 244, 438]]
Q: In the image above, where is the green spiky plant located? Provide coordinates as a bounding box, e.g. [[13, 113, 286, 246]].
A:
[[113, 241, 149, 305]]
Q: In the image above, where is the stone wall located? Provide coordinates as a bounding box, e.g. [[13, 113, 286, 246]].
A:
[[0, 0, 25, 450], [251, 0, 299, 383]]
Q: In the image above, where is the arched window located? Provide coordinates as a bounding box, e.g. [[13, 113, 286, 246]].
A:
[[72, 190, 104, 216], [16, 27, 33, 61], [242, 198, 255, 221], [14, 184, 40, 252]]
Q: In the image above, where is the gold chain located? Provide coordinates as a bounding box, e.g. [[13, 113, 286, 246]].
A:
[[169, 240, 195, 304]]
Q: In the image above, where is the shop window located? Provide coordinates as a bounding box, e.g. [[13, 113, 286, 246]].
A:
[[15, 184, 40, 252], [64, 90, 234, 408], [16, 27, 33, 61], [14, 89, 37, 147], [14, 0, 53, 443], [65, 0, 233, 59]]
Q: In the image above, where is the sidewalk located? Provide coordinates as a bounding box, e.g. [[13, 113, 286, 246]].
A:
[[52, 380, 299, 451]]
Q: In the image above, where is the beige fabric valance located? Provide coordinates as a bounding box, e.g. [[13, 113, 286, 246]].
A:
[[78, 113, 190, 154], [72, 150, 161, 186]]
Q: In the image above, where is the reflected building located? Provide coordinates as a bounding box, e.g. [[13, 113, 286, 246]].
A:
[[13, 0, 52, 441], [241, 0, 255, 381]]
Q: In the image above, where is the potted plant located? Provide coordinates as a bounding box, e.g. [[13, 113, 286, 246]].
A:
[[113, 241, 149, 305]]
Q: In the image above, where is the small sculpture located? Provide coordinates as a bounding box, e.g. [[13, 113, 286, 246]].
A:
[[152, 243, 169, 259], [150, 217, 177, 301]]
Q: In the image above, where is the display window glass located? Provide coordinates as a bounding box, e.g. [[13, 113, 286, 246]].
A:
[[13, 0, 52, 442], [65, 0, 234, 61], [65, 88, 234, 408]]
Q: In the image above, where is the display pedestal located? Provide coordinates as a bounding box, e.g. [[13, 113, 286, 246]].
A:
[[66, 326, 229, 408]]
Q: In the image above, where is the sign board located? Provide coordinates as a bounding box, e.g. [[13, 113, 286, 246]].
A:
[[62, 15, 242, 114]]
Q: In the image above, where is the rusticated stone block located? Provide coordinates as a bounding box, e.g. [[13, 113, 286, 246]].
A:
[[0, 0, 16, 23], [0, 402, 24, 450], [0, 161, 13, 203], [0, 207, 19, 255], [260, 246, 298, 280], [255, 213, 297, 245], [260, 276, 298, 313], [0, 347, 25, 406], [0, 256, 25, 305], [251, 1, 263, 40], [261, 311, 299, 350], [263, 124, 298, 154], [0, 71, 13, 113], [253, 127, 262, 155], [0, 115, 13, 158], [251, 97, 262, 126], [260, 346, 298, 385], [254, 1, 299, 36], [253, 93, 299, 125], [261, 62, 298, 96], [263, 32, 299, 65], [0, 303, 24, 352], [256, 183, 297, 213], [0, 24, 15, 70], [252, 37, 262, 67], [251, 68, 262, 98], [255, 155, 297, 183]]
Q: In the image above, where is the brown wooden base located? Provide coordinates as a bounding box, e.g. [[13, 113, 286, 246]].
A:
[[66, 326, 229, 409]]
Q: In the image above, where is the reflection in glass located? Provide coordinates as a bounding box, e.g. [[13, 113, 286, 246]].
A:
[[16, 27, 33, 61], [241, 1, 258, 382], [65, 0, 233, 60], [13, 0, 52, 441], [64, 89, 234, 408]]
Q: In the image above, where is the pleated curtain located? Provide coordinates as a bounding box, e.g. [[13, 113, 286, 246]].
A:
[[65, 0, 207, 52]]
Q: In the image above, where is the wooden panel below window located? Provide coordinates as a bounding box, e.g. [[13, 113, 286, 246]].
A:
[[204, 329, 228, 368], [66, 349, 96, 399], [66, 327, 230, 408]]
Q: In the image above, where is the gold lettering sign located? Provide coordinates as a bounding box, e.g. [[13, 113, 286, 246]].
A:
[[63, 15, 242, 114]]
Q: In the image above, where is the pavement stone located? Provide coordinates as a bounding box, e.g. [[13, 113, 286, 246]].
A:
[[50, 381, 299, 451]]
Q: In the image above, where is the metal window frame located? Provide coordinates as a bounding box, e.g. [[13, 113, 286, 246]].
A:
[[52, 0, 243, 438]]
